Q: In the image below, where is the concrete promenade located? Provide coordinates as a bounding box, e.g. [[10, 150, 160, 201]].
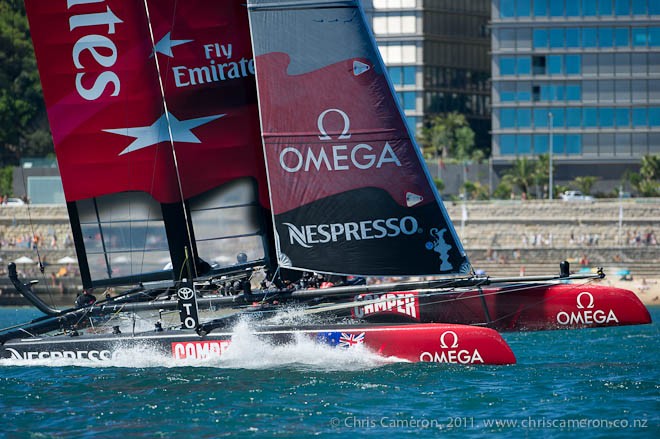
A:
[[1, 200, 658, 305]]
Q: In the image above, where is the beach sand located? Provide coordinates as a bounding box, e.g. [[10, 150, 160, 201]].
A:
[[595, 277, 660, 306]]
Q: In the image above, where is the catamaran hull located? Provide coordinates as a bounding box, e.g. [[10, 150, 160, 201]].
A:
[[1, 323, 515, 365], [350, 284, 651, 331]]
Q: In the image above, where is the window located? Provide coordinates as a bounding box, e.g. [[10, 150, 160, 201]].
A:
[[551, 109, 565, 127], [517, 82, 532, 100], [518, 135, 532, 154], [500, 135, 516, 155], [402, 92, 415, 110], [534, 135, 549, 154], [566, 1, 580, 16], [615, 133, 631, 156], [550, 0, 564, 16], [403, 66, 415, 85], [583, 107, 598, 127], [518, 109, 531, 127], [631, 53, 647, 75], [499, 0, 515, 18], [599, 27, 614, 47], [567, 108, 582, 127], [632, 133, 648, 156], [651, 1, 660, 14], [615, 53, 631, 74], [388, 67, 401, 85], [533, 56, 547, 75], [615, 79, 631, 102], [501, 108, 516, 128], [632, 108, 647, 126], [550, 29, 564, 48], [650, 27, 660, 46], [533, 29, 548, 48], [548, 55, 562, 75], [499, 28, 516, 50], [518, 0, 531, 16], [599, 53, 615, 74], [600, 80, 615, 102], [632, 27, 648, 46], [518, 56, 532, 75], [649, 107, 660, 126], [498, 83, 516, 101], [534, 0, 548, 16], [566, 83, 581, 100], [552, 134, 565, 155], [632, 0, 647, 14], [541, 84, 553, 101], [566, 135, 582, 155], [534, 108, 549, 127], [616, 108, 630, 126], [649, 79, 660, 102], [614, 28, 629, 46], [599, 107, 614, 127], [583, 53, 598, 76], [566, 28, 580, 47], [582, 28, 598, 47], [517, 28, 532, 49], [600, 134, 615, 156], [583, 81, 598, 102], [615, 0, 630, 15], [600, 0, 613, 15], [582, 0, 598, 15], [565, 54, 581, 74], [500, 57, 516, 75], [532, 85, 541, 101], [632, 80, 647, 102]]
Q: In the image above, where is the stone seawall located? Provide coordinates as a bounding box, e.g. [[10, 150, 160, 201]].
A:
[[1, 201, 658, 299]]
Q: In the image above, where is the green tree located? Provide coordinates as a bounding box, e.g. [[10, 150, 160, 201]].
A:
[[493, 180, 512, 199], [572, 176, 599, 195], [0, 165, 12, 196], [463, 180, 489, 200], [532, 154, 552, 199], [502, 157, 535, 196], [420, 112, 477, 161], [627, 155, 660, 197], [0, 0, 52, 165]]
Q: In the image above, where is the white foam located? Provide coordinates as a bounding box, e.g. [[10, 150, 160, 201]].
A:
[[0, 317, 404, 371]]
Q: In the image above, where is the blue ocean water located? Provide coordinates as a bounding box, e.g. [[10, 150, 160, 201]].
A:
[[0, 307, 658, 438]]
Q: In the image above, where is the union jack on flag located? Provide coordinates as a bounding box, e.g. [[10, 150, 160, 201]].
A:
[[339, 332, 365, 348]]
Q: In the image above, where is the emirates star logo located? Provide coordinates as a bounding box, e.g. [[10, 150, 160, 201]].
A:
[[104, 112, 225, 155]]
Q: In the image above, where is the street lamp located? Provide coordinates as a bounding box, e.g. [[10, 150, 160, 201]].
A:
[[548, 112, 554, 200]]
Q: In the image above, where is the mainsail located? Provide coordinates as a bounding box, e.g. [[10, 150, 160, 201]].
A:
[[247, 0, 469, 276], [24, 0, 271, 287]]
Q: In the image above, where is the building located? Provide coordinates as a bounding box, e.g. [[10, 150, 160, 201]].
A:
[[491, 0, 660, 184], [362, 0, 492, 151]]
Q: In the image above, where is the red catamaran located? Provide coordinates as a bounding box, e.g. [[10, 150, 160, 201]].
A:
[[0, 0, 649, 365]]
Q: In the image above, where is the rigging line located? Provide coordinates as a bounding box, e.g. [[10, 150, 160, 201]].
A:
[[142, 0, 199, 280], [17, 156, 57, 306]]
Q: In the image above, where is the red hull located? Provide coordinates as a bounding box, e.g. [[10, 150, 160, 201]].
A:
[[2, 323, 516, 365], [352, 284, 652, 331]]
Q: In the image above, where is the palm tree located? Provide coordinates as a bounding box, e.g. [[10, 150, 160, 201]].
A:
[[572, 176, 599, 195], [502, 157, 535, 197], [420, 112, 473, 160]]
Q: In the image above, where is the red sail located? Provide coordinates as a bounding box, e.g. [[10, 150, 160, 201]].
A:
[[248, 0, 469, 276], [25, 1, 270, 286], [25, 0, 267, 205]]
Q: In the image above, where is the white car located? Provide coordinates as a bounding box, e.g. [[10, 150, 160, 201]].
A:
[[560, 191, 594, 202], [4, 198, 26, 206]]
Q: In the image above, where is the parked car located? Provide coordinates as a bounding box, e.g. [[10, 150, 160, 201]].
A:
[[560, 190, 594, 202], [4, 198, 26, 206]]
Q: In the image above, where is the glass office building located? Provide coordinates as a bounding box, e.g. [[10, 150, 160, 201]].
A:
[[362, 0, 492, 149], [491, 0, 660, 168]]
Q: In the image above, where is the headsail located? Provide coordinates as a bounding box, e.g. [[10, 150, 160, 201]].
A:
[[247, 0, 469, 276], [25, 0, 270, 287]]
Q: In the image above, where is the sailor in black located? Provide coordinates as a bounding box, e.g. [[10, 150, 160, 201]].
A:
[[75, 289, 97, 308]]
